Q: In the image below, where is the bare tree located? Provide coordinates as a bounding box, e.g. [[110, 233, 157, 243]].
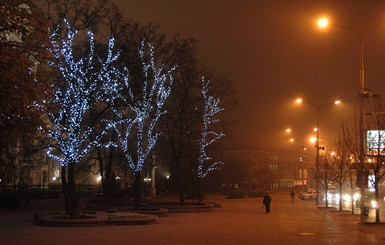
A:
[[361, 96, 385, 223], [40, 0, 108, 34], [330, 121, 354, 212], [317, 155, 333, 208]]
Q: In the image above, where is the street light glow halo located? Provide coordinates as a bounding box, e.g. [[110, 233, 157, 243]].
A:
[[310, 137, 316, 143], [317, 17, 329, 28]]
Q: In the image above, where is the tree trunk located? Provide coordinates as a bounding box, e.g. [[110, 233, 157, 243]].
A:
[[197, 178, 203, 203], [349, 171, 355, 215], [61, 165, 70, 215], [134, 171, 141, 210], [338, 183, 343, 211], [68, 162, 79, 218], [105, 147, 114, 197], [96, 148, 105, 196], [176, 164, 185, 205], [375, 186, 380, 224], [60, 163, 79, 217]]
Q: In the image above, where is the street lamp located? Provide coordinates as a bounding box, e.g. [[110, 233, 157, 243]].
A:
[[317, 17, 384, 94], [285, 128, 295, 143], [317, 16, 384, 220], [296, 98, 340, 205]]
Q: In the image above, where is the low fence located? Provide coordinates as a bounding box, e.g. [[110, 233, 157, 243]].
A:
[[2, 184, 102, 194], [0, 184, 104, 207]]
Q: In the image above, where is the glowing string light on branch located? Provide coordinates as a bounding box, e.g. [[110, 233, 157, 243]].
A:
[[198, 77, 225, 179], [44, 19, 129, 166], [109, 40, 175, 174]]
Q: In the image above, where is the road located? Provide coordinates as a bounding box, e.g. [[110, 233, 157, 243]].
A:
[[325, 196, 385, 221], [0, 192, 384, 245]]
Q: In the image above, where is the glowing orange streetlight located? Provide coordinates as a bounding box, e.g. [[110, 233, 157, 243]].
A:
[[315, 17, 385, 218], [310, 137, 317, 144], [296, 97, 341, 205], [317, 18, 329, 29]]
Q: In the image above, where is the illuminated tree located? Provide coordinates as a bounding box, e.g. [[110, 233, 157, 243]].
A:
[[197, 77, 224, 201], [109, 41, 175, 209], [46, 20, 128, 216], [157, 37, 235, 204]]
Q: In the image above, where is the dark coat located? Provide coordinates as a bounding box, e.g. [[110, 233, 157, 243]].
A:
[[263, 195, 271, 205]]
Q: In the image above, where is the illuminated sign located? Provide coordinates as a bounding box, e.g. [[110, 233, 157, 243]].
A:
[[366, 130, 385, 155]]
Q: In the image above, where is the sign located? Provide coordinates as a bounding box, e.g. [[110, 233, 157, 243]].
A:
[[366, 130, 385, 155]]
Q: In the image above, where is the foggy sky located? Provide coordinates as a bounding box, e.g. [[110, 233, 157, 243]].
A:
[[114, 0, 385, 153]]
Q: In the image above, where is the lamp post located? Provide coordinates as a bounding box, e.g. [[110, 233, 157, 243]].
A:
[[317, 18, 384, 96], [296, 98, 340, 205], [317, 17, 384, 220]]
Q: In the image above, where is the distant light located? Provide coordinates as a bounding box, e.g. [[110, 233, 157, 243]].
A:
[[310, 137, 316, 143], [353, 193, 360, 201], [52, 176, 57, 181], [97, 176, 102, 182], [317, 18, 328, 28], [289, 138, 294, 142], [335, 100, 341, 105], [371, 200, 378, 208], [296, 98, 303, 103]]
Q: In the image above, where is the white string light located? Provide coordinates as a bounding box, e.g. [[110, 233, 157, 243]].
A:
[[45, 19, 128, 166], [198, 77, 225, 178]]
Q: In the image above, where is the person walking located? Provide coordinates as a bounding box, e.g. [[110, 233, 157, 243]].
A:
[[290, 190, 295, 203], [262, 192, 272, 213]]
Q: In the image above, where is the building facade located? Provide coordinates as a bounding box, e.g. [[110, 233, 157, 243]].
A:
[[209, 146, 311, 193]]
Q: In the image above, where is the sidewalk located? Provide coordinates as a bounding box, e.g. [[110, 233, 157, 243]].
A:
[[0, 192, 384, 245]]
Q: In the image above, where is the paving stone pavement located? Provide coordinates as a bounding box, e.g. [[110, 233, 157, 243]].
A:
[[0, 192, 384, 245]]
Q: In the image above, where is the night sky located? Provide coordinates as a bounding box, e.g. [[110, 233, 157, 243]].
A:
[[114, 0, 385, 153]]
